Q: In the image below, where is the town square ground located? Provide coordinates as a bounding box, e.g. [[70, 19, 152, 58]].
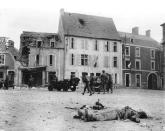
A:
[[0, 88, 165, 131]]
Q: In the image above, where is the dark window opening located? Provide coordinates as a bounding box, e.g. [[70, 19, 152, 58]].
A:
[[14, 56, 17, 60], [36, 55, 39, 66], [95, 40, 98, 51], [50, 42, 55, 48], [113, 57, 117, 67], [71, 54, 74, 65], [113, 42, 117, 52], [0, 72, 3, 78], [37, 41, 42, 48], [105, 41, 109, 51], [50, 55, 53, 66], [136, 61, 140, 69], [126, 60, 131, 69], [71, 38, 74, 49]]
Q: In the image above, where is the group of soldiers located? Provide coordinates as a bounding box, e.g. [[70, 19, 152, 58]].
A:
[[82, 70, 113, 96]]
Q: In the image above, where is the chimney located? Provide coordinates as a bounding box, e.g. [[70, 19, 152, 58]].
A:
[[161, 23, 165, 42], [146, 30, 151, 37], [132, 27, 139, 35], [60, 8, 64, 15]]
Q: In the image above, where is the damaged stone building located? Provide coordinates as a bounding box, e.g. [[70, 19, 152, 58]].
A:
[[0, 37, 20, 86], [19, 32, 64, 87]]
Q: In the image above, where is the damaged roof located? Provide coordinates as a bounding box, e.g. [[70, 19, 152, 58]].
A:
[[21, 31, 64, 49], [119, 31, 160, 48], [61, 12, 121, 41]]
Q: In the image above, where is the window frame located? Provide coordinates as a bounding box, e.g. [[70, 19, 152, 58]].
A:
[[50, 40, 55, 48], [135, 74, 141, 87], [150, 49, 155, 59], [125, 46, 130, 56], [0, 54, 5, 65], [135, 47, 140, 57], [37, 40, 42, 48], [135, 59, 141, 70], [81, 54, 88, 66], [113, 42, 117, 52], [113, 56, 117, 68], [151, 60, 155, 70]]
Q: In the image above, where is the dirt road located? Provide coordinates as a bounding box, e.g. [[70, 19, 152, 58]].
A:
[[0, 88, 165, 131]]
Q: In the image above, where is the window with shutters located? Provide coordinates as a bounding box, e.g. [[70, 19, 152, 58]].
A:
[[71, 38, 74, 49], [113, 57, 117, 67], [81, 39, 88, 50], [113, 42, 117, 52], [104, 56, 109, 68], [105, 41, 110, 52], [0, 54, 5, 65], [50, 55, 53, 66], [71, 54, 75, 65], [81, 54, 88, 66], [95, 40, 99, 51]]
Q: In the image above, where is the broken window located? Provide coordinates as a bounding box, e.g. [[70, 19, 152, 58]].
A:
[[37, 41, 42, 48], [50, 41, 55, 48]]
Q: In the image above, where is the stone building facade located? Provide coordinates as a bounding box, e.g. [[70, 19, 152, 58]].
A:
[[119, 27, 162, 89], [19, 32, 64, 86], [0, 37, 19, 86], [161, 23, 165, 88], [58, 9, 123, 85]]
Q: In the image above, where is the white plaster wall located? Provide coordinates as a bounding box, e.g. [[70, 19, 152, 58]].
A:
[[64, 36, 123, 85]]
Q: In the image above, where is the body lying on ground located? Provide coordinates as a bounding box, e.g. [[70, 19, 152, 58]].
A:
[[73, 105, 148, 123]]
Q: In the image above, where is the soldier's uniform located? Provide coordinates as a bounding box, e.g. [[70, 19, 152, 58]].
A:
[[82, 75, 92, 96]]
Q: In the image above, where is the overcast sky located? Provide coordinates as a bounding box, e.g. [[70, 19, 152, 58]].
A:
[[0, 0, 165, 49]]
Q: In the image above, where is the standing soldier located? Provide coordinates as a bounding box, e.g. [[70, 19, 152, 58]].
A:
[[89, 73, 94, 94], [101, 70, 108, 94], [82, 74, 92, 96], [28, 75, 34, 89]]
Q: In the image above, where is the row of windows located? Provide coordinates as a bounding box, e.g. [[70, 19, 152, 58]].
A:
[[70, 37, 118, 52], [125, 73, 141, 87], [35, 54, 55, 66], [70, 54, 118, 68], [125, 59, 155, 70], [35, 40, 56, 48], [125, 46, 155, 58]]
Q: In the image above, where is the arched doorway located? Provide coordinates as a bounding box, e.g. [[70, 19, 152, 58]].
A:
[[148, 73, 157, 89]]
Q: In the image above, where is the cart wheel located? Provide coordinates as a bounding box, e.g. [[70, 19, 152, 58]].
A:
[[70, 86, 76, 91], [48, 85, 53, 91]]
